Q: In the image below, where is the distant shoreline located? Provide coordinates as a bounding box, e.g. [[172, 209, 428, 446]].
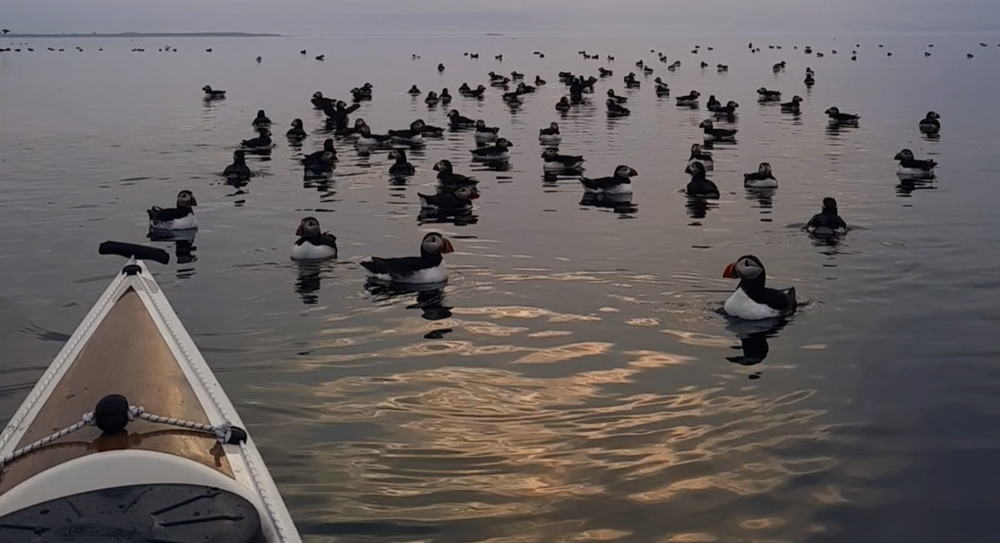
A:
[[3, 32, 282, 38]]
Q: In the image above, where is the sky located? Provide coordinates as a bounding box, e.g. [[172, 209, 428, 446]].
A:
[[3, 0, 1000, 35]]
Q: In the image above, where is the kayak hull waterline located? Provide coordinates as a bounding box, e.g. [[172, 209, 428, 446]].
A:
[[0, 261, 301, 542]]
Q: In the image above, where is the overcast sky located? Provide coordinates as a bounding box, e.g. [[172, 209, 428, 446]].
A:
[[3, 0, 1000, 35]]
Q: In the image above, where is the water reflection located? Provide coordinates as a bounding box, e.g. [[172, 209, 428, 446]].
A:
[[147, 230, 197, 278], [725, 318, 789, 377], [685, 196, 718, 220], [896, 178, 937, 197], [295, 261, 325, 305], [417, 209, 480, 227], [365, 283, 453, 325]]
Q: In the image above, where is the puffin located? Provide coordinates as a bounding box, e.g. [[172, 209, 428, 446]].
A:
[[706, 95, 722, 111], [440, 88, 453, 104], [676, 90, 701, 106], [148, 190, 198, 231], [805, 73, 815, 86], [410, 119, 445, 136], [491, 77, 511, 89], [607, 89, 628, 103], [516, 82, 536, 94], [357, 125, 393, 148], [743, 162, 778, 188], [825, 107, 860, 126], [202, 85, 226, 100], [286, 119, 308, 141], [408, 85, 421, 95], [418, 185, 480, 212], [538, 122, 562, 145], [474, 120, 500, 144], [806, 197, 848, 237], [433, 160, 479, 189], [624, 73, 641, 88], [437, 63, 445, 72], [687, 143, 714, 171], [447, 109, 476, 128], [599, 67, 613, 77], [511, 71, 524, 80], [580, 165, 637, 194], [713, 101, 739, 117], [699, 119, 737, 143], [607, 99, 631, 117], [387, 123, 424, 144], [466, 85, 487, 98], [919, 111, 941, 135], [541, 147, 585, 171], [654, 78, 670, 97], [535, 76, 546, 86], [388, 149, 415, 177], [781, 96, 803, 113], [425, 91, 440, 106], [303, 139, 337, 166], [223, 150, 252, 183], [555, 97, 572, 112], [361, 232, 455, 284], [684, 161, 720, 198], [894, 149, 937, 178], [757, 88, 782, 102], [311, 91, 335, 110], [252, 110, 272, 129], [304, 152, 336, 176], [290, 217, 338, 261], [502, 92, 523, 106], [470, 138, 513, 162], [240, 129, 272, 150], [722, 255, 797, 321]]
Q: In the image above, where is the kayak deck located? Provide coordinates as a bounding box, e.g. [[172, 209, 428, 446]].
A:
[[0, 261, 300, 542]]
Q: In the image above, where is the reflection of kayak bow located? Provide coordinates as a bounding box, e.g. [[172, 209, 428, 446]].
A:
[[0, 242, 302, 542]]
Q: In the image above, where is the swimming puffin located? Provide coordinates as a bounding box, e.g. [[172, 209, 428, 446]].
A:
[[757, 88, 782, 102], [357, 125, 393, 148], [291, 217, 338, 261], [535, 76, 546, 86], [448, 109, 476, 128], [713, 101, 739, 117], [256, 56, 262, 63], [706, 95, 722, 111], [148, 191, 198, 231], [491, 77, 511, 89], [538, 122, 561, 144], [322, 100, 362, 131], [743, 162, 778, 188], [607, 99, 631, 117], [419, 185, 480, 212], [388, 149, 415, 177], [919, 111, 941, 135], [433, 160, 479, 189], [684, 161, 720, 198], [361, 232, 455, 284], [624, 73, 641, 88], [202, 85, 226, 100], [599, 67, 613, 77], [470, 138, 513, 162], [387, 123, 424, 144], [311, 91, 336, 110], [408, 85, 421, 95], [241, 129, 272, 150], [555, 97, 571, 111], [474, 120, 500, 144], [894, 149, 937, 178], [541, 147, 585, 171], [511, 71, 524, 80], [223, 150, 252, 183], [717, 64, 729, 72], [699, 119, 737, 143], [304, 151, 335, 177], [805, 73, 815, 86], [438, 63, 445, 72], [780, 96, 803, 113], [516, 82, 536, 94], [825, 107, 860, 126], [252, 110, 272, 129], [424, 91, 439, 106], [303, 139, 337, 166], [676, 90, 701, 106], [723, 255, 796, 320], [410, 119, 445, 136], [580, 165, 637, 194], [654, 78, 670, 97], [440, 88, 453, 104], [607, 89, 628, 103], [467, 84, 487, 98], [287, 119, 308, 141], [806, 197, 847, 237], [502, 92, 523, 106], [687, 143, 714, 171]]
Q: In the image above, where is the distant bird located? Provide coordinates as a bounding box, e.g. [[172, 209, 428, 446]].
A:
[[743, 162, 778, 189], [474, 120, 500, 144], [470, 138, 513, 162], [447, 109, 476, 128], [205, 48, 213, 53], [781, 95, 803, 113], [654, 77, 670, 97], [287, 119, 307, 141], [256, 56, 262, 63], [361, 232, 455, 285], [302, 139, 337, 166], [311, 91, 336, 110], [202, 85, 226, 100], [687, 143, 714, 171], [433, 159, 478, 189], [223, 150, 252, 183], [148, 191, 198, 232], [684, 161, 719, 198], [580, 165, 637, 194], [538, 122, 562, 145], [291, 217, 338, 261], [408, 85, 421, 95], [541, 147, 585, 171], [556, 97, 571, 112], [535, 76, 546, 86], [425, 91, 440, 106], [699, 119, 737, 143], [1, 29, 9, 35], [722, 255, 797, 320], [315, 54, 325, 61], [919, 111, 941, 135], [303, 152, 335, 177], [252, 110, 272, 129], [241, 129, 272, 150], [894, 149, 937, 178], [438, 63, 445, 72], [388, 149, 416, 177], [757, 88, 782, 102], [676, 90, 700, 106], [606, 89, 628, 103], [606, 99, 631, 117], [419, 185, 479, 212], [806, 197, 847, 237], [825, 106, 860, 126]]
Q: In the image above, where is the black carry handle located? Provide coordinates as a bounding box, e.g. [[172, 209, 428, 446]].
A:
[[99, 241, 170, 265]]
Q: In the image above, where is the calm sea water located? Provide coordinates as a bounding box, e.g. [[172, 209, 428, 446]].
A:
[[3, 33, 1000, 542]]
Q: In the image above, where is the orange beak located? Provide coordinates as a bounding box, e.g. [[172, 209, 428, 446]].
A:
[[190, 197, 198, 207], [433, 163, 441, 171], [723, 262, 737, 278], [442, 238, 455, 254], [295, 223, 304, 236], [470, 190, 481, 200], [629, 168, 638, 177]]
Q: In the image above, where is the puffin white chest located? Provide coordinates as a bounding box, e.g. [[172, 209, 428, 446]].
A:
[[724, 287, 781, 320]]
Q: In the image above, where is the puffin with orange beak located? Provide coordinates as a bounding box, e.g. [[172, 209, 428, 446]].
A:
[[147, 190, 198, 232], [361, 232, 454, 284], [722, 255, 797, 320]]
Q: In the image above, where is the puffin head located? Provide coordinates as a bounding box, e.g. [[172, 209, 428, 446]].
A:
[[926, 111, 940, 120], [699, 119, 714, 129], [894, 149, 915, 161], [202, 85, 212, 92], [495, 138, 513, 149], [256, 110, 266, 118], [685, 161, 706, 176], [323, 138, 335, 152], [421, 232, 455, 255], [176, 190, 197, 208], [724, 255, 765, 280], [291, 118, 303, 128], [233, 150, 245, 161], [541, 147, 559, 159], [615, 165, 638, 178], [433, 159, 452, 173], [825, 106, 840, 115], [296, 217, 321, 237], [822, 197, 838, 212], [758, 162, 773, 176]]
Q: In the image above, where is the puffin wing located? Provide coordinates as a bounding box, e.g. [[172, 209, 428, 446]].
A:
[[580, 176, 618, 191], [760, 287, 796, 314], [361, 256, 427, 278], [148, 207, 188, 222], [470, 146, 498, 157]]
